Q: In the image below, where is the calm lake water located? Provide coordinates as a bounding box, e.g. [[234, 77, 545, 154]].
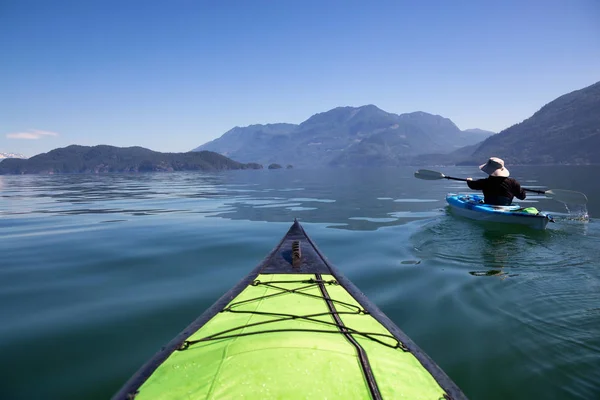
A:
[[1, 166, 599, 400]]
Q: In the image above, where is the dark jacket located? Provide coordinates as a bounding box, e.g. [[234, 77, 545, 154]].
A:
[[467, 176, 526, 205]]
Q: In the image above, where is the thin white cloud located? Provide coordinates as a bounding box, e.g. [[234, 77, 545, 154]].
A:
[[6, 129, 59, 140]]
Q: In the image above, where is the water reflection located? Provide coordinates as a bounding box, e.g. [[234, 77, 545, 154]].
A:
[[0, 169, 594, 234], [1, 169, 451, 230], [409, 210, 562, 278], [473, 230, 524, 278]]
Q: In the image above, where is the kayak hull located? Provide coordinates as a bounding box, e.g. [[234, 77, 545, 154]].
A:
[[446, 194, 551, 230], [113, 220, 467, 399]]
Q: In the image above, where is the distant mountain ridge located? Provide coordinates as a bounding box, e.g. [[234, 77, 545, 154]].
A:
[[0, 145, 262, 174], [194, 105, 494, 168], [464, 81, 600, 165], [195, 80, 600, 167], [409, 80, 600, 166], [8, 81, 595, 172]]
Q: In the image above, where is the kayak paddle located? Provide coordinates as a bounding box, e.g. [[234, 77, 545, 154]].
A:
[[414, 169, 588, 205]]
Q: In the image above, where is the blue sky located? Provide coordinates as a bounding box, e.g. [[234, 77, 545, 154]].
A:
[[1, 0, 599, 156]]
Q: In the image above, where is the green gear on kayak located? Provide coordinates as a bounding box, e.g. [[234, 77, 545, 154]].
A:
[[518, 207, 540, 214]]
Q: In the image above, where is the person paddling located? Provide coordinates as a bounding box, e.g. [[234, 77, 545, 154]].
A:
[[466, 157, 526, 205]]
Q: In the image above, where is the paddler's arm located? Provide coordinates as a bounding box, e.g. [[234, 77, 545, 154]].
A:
[[466, 177, 485, 191], [512, 179, 526, 200]]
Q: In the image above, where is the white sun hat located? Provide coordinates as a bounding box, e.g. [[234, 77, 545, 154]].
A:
[[479, 157, 510, 177]]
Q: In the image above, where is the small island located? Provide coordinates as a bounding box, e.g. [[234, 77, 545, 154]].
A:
[[0, 145, 263, 175], [268, 163, 283, 169]]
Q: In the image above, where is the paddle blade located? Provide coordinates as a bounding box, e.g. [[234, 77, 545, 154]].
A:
[[414, 169, 445, 180], [544, 189, 588, 205]]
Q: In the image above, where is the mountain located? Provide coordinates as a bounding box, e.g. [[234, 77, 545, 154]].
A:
[[329, 112, 497, 167], [328, 121, 428, 167], [194, 105, 494, 168], [409, 142, 485, 166], [196, 123, 297, 164], [463, 81, 600, 165], [0, 145, 262, 174]]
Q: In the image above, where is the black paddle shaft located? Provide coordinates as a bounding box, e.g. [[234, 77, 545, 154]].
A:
[[442, 175, 546, 194]]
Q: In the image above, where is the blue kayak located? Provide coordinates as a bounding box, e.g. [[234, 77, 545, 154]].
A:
[[446, 194, 553, 230]]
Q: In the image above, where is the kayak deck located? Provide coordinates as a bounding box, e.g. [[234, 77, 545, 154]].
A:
[[113, 220, 466, 399]]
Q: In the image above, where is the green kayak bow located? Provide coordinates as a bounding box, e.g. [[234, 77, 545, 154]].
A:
[[113, 220, 466, 400]]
